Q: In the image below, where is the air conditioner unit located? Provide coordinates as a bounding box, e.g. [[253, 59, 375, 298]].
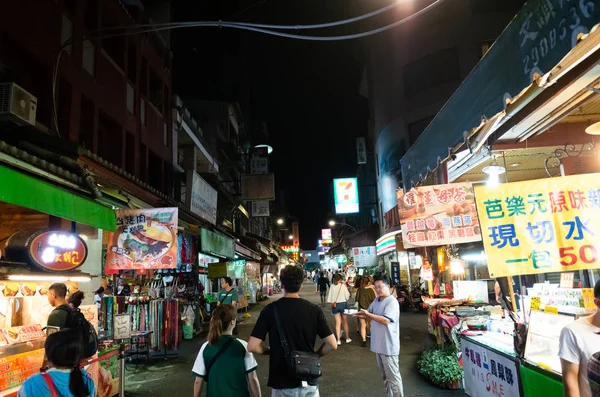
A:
[[0, 82, 37, 126]]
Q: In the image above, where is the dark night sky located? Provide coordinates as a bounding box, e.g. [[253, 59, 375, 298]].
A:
[[173, 1, 371, 248]]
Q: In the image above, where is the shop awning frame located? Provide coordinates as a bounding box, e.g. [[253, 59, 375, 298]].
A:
[[0, 164, 116, 231], [400, 0, 600, 190]]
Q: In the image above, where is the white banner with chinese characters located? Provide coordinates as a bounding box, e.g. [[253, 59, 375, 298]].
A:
[[251, 200, 270, 217], [350, 246, 377, 268], [397, 182, 482, 248], [462, 339, 520, 397], [186, 171, 218, 225]]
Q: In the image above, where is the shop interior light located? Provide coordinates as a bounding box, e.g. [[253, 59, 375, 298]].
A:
[[450, 259, 466, 275], [585, 121, 600, 135], [254, 144, 274, 154], [483, 157, 505, 187], [461, 252, 487, 262]]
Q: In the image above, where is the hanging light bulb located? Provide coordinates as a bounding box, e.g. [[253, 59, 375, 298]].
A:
[[483, 156, 506, 187], [585, 121, 600, 135], [450, 258, 466, 275]]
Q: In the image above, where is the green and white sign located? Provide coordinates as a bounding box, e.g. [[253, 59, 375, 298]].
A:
[[333, 177, 359, 214]]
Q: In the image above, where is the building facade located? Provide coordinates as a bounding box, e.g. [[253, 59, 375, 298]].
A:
[[365, 0, 523, 234]]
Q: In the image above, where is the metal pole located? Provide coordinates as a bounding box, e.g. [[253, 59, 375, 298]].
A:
[[119, 343, 125, 397]]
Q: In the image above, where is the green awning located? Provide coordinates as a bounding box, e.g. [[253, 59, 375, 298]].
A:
[[0, 164, 116, 231]]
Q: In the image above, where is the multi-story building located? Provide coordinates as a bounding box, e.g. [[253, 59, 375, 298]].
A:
[[1, 0, 174, 195], [364, 0, 523, 235]]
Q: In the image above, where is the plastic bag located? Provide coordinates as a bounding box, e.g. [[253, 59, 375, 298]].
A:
[[181, 305, 195, 326]]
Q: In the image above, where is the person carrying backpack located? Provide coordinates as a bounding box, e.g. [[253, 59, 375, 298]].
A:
[[47, 283, 98, 360]]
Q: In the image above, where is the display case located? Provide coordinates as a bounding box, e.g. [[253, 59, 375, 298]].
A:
[[524, 310, 581, 374]]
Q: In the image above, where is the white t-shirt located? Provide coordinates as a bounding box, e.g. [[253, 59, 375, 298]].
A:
[[327, 283, 350, 303], [559, 317, 600, 397]]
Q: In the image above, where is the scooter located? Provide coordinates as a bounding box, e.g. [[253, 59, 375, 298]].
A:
[[411, 286, 429, 313], [395, 284, 411, 312]]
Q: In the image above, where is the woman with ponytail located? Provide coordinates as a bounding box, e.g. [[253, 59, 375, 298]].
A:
[[18, 328, 95, 397], [192, 304, 261, 397]]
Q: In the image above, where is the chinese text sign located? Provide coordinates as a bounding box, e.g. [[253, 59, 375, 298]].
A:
[[462, 339, 520, 397], [398, 182, 482, 248], [474, 174, 600, 277]]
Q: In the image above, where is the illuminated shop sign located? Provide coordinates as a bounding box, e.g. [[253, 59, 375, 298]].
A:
[[281, 246, 299, 253], [333, 178, 359, 214]]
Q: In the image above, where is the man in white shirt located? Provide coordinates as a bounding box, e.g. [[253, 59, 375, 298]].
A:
[[355, 275, 403, 397], [559, 280, 600, 397]]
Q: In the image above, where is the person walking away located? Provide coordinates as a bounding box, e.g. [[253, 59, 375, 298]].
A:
[[248, 265, 337, 397], [192, 304, 261, 397], [356, 277, 376, 347], [313, 271, 319, 284], [328, 274, 351, 345], [68, 291, 85, 309], [18, 328, 95, 397], [355, 275, 403, 397], [316, 272, 330, 306], [47, 283, 72, 330], [560, 279, 600, 397]]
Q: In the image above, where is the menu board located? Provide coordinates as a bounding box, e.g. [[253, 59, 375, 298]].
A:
[[0, 325, 45, 346], [0, 348, 45, 392]]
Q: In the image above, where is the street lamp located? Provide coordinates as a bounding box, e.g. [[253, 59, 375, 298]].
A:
[[328, 220, 356, 232], [277, 218, 284, 225], [288, 235, 294, 240], [328, 220, 335, 227]]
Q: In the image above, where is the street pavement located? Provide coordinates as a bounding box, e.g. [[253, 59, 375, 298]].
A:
[[124, 282, 466, 396]]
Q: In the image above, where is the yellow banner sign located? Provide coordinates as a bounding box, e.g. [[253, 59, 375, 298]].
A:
[[475, 174, 600, 277]]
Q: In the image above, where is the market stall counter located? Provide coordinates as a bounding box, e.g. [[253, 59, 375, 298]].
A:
[[461, 332, 522, 397]]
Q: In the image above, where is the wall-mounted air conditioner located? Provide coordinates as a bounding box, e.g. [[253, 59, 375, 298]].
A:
[[0, 82, 37, 126]]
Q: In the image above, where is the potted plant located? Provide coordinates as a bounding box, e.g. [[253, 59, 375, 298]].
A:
[[418, 347, 463, 389]]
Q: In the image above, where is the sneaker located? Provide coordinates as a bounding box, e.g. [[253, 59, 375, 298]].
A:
[[366, 334, 371, 339], [361, 340, 367, 347], [337, 340, 342, 346], [346, 338, 352, 344]]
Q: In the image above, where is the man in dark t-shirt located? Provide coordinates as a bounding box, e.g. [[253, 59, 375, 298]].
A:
[[249, 265, 337, 396], [47, 283, 71, 329]]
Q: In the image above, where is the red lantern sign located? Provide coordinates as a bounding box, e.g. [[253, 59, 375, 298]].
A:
[[26, 231, 88, 271]]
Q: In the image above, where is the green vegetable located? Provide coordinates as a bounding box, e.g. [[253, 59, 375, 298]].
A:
[[417, 346, 463, 386]]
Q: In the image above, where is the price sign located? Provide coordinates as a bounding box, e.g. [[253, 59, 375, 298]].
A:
[[560, 272, 574, 289], [582, 288, 596, 312], [113, 314, 131, 340], [530, 296, 541, 311], [545, 306, 559, 315]]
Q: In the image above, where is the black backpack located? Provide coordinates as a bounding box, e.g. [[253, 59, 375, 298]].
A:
[[57, 306, 99, 359]]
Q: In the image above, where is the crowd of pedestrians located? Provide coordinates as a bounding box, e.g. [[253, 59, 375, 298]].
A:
[[193, 265, 403, 397]]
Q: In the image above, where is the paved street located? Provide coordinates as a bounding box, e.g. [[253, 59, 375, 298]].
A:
[[125, 283, 466, 397]]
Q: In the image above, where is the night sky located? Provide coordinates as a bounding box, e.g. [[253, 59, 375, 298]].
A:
[[173, 1, 372, 248]]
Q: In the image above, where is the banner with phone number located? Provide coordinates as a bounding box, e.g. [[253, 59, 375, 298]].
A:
[[474, 173, 600, 277]]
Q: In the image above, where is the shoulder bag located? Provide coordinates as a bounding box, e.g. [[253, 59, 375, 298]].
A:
[[205, 337, 235, 382], [42, 373, 59, 397], [331, 285, 342, 309], [219, 289, 232, 304], [273, 303, 322, 381]]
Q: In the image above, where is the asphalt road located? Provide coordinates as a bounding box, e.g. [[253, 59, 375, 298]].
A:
[[124, 283, 466, 397]]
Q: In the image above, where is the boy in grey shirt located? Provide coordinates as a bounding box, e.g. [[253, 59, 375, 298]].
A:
[[355, 275, 403, 397]]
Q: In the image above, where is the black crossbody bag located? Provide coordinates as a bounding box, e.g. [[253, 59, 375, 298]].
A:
[[205, 338, 235, 382], [272, 304, 322, 381]]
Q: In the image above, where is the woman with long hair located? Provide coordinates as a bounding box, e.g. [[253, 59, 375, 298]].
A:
[[18, 329, 95, 397], [192, 304, 261, 397], [328, 273, 351, 345], [356, 276, 376, 347], [67, 291, 85, 309]]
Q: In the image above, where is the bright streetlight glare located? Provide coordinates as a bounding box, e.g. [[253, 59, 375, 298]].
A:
[[329, 220, 335, 226], [288, 235, 294, 240], [277, 218, 284, 225]]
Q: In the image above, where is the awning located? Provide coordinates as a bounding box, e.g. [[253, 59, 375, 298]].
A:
[[376, 230, 401, 256], [0, 164, 116, 231], [400, 0, 600, 190], [235, 241, 261, 261]]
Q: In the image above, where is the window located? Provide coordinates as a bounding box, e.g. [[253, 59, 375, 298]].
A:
[[125, 132, 135, 174], [79, 95, 95, 152], [140, 98, 146, 125], [149, 70, 163, 112], [101, 6, 125, 71], [139, 143, 147, 182], [84, 0, 98, 31], [98, 112, 123, 167], [163, 122, 168, 146], [57, 78, 72, 137], [127, 41, 137, 82], [82, 40, 95, 76], [404, 47, 460, 96], [61, 14, 73, 54], [126, 83, 135, 114], [149, 151, 163, 191], [140, 58, 148, 96], [408, 116, 435, 145]]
